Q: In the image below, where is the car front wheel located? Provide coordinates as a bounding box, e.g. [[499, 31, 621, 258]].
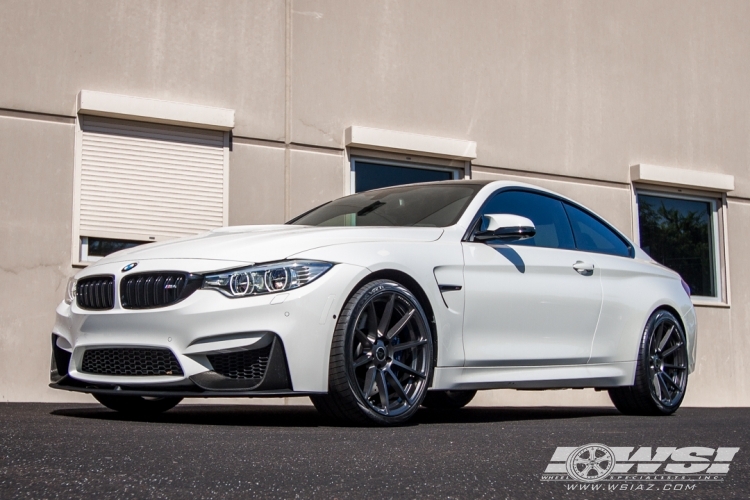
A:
[[608, 309, 688, 416], [311, 279, 434, 426]]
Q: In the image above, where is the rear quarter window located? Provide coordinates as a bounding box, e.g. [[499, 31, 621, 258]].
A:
[[563, 203, 632, 257]]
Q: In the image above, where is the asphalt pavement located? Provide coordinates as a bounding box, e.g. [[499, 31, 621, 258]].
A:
[[0, 402, 748, 499]]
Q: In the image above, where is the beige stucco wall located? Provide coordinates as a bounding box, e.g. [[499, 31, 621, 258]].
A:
[[291, 0, 750, 196], [0, 0, 286, 141], [228, 142, 287, 226], [0, 0, 747, 406], [0, 114, 88, 402]]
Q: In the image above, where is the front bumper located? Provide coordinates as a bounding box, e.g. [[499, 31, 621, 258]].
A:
[[51, 260, 369, 396], [50, 332, 299, 397]]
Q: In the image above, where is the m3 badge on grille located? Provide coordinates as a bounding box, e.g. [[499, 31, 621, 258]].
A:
[[122, 262, 138, 272]]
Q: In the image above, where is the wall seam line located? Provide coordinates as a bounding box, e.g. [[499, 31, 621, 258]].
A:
[[284, 0, 292, 221], [472, 163, 631, 189], [0, 107, 75, 124]]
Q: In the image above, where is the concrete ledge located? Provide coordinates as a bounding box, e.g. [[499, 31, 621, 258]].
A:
[[345, 126, 476, 160], [630, 164, 734, 192], [77, 90, 235, 131]]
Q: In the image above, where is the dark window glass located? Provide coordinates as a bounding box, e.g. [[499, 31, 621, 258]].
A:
[[638, 194, 716, 297], [355, 161, 453, 192], [563, 203, 631, 258], [479, 190, 575, 249], [291, 183, 483, 227], [86, 237, 145, 257]]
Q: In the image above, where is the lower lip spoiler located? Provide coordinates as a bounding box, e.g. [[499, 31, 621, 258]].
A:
[[49, 377, 321, 398]]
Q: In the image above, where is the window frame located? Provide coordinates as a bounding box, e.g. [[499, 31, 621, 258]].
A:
[[464, 187, 635, 258], [633, 187, 727, 305], [349, 156, 462, 194]]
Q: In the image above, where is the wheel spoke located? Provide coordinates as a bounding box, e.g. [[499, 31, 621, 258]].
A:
[[377, 294, 396, 338], [386, 368, 411, 405], [656, 372, 672, 400], [355, 329, 371, 346], [663, 363, 686, 370], [375, 369, 390, 414], [391, 339, 427, 352], [386, 308, 415, 340], [391, 359, 426, 379], [354, 353, 372, 368], [653, 373, 662, 401], [659, 371, 680, 391], [366, 302, 378, 340], [658, 325, 675, 352], [661, 342, 683, 358], [363, 366, 377, 398]]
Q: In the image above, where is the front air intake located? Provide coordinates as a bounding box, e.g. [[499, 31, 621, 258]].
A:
[[120, 272, 202, 309], [81, 347, 183, 376], [76, 276, 115, 310], [206, 344, 273, 382]]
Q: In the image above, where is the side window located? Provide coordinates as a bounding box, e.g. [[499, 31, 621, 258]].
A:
[[479, 190, 575, 249], [563, 203, 631, 257]]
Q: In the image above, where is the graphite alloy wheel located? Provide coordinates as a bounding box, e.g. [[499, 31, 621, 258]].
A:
[[311, 279, 434, 426], [422, 390, 477, 410], [93, 394, 182, 415], [608, 309, 688, 416]]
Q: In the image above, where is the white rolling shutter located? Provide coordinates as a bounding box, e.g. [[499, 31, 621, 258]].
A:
[[78, 115, 227, 240]]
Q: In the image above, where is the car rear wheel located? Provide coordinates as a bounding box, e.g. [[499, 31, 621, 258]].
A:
[[422, 390, 477, 410], [608, 309, 688, 416], [93, 394, 183, 415], [311, 279, 434, 426]]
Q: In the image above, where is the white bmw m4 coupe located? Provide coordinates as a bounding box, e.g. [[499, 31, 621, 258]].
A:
[[51, 180, 696, 425]]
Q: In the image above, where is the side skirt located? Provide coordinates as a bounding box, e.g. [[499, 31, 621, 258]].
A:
[[431, 362, 636, 391]]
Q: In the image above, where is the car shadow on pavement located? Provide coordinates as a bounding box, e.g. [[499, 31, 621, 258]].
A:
[[50, 403, 620, 428]]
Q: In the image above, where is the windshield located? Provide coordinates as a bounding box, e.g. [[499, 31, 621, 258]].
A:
[[289, 183, 485, 227]]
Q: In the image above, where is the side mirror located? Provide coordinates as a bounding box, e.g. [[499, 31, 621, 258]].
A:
[[474, 214, 536, 242]]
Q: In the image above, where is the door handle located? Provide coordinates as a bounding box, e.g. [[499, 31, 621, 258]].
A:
[[573, 261, 595, 275]]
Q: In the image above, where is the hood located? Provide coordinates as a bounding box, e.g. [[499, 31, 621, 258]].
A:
[[93, 225, 444, 266]]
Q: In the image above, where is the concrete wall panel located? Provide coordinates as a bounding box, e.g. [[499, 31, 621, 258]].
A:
[[292, 0, 750, 196], [289, 149, 344, 218], [0, 0, 286, 140], [228, 143, 286, 226], [0, 115, 88, 402]]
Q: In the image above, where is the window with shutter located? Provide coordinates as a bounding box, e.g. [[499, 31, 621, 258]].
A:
[[73, 115, 229, 262]]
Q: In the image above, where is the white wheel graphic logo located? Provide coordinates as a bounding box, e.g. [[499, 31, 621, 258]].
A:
[[566, 444, 616, 482]]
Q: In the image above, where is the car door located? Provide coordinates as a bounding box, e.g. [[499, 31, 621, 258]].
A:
[[461, 190, 603, 366], [561, 201, 642, 365]]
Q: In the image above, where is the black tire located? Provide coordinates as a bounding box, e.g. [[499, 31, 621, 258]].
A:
[[311, 279, 434, 426], [608, 309, 689, 416], [422, 390, 477, 410], [93, 394, 182, 415]]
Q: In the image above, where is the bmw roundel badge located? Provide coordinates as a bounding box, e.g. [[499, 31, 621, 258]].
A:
[[122, 262, 138, 272]]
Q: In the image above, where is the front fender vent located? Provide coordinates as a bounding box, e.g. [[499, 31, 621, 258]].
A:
[[120, 272, 202, 309]]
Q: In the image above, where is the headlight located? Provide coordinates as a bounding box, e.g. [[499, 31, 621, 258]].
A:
[[202, 260, 334, 298], [65, 277, 77, 304]]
